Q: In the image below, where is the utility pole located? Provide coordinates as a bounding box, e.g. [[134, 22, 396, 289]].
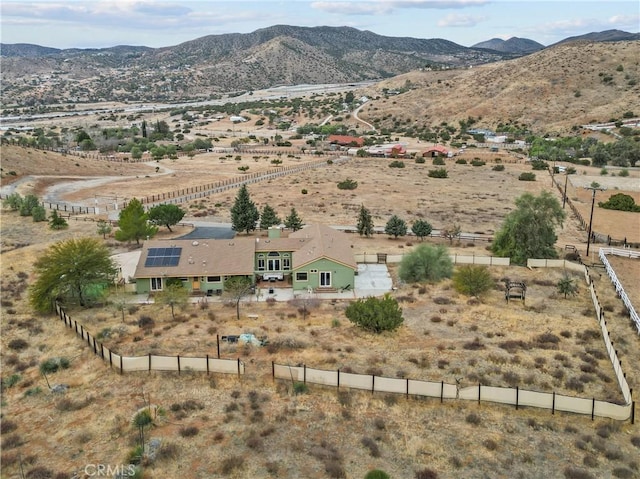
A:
[[563, 173, 569, 209], [584, 185, 606, 258]]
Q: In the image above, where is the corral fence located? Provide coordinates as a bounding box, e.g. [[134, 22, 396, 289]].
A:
[[0, 156, 347, 215], [54, 303, 244, 376], [551, 172, 639, 248], [599, 247, 640, 334], [355, 253, 508, 265], [273, 257, 635, 422]]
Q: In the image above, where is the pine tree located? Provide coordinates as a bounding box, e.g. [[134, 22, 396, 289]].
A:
[[230, 185, 259, 234], [115, 198, 158, 245], [384, 215, 407, 239], [284, 207, 303, 232], [411, 219, 432, 241], [49, 210, 68, 230], [259, 204, 281, 230], [357, 205, 374, 237]]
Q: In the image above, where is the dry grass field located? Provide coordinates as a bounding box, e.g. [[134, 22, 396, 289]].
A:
[[1, 139, 640, 479]]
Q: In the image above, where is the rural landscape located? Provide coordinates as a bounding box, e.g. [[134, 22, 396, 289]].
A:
[[1, 24, 640, 479]]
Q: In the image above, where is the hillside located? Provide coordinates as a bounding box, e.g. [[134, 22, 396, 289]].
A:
[[0, 25, 509, 107], [358, 40, 640, 133], [472, 37, 544, 54]]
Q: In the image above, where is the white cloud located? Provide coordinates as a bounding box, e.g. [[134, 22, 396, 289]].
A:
[[437, 13, 485, 27], [311, 0, 488, 16]]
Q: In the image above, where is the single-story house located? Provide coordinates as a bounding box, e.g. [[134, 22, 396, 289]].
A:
[[367, 143, 406, 157], [422, 146, 449, 158], [327, 135, 365, 147], [133, 224, 357, 295]]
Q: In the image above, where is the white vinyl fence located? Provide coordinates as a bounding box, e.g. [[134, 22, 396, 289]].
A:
[[599, 247, 640, 334]]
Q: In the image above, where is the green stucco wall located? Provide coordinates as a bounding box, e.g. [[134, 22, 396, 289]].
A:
[[291, 258, 355, 291]]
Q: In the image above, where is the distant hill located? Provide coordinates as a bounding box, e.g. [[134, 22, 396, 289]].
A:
[[472, 37, 544, 54], [0, 25, 511, 106], [359, 40, 640, 134], [554, 29, 640, 45]]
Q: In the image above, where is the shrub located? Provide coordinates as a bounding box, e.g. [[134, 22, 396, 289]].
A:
[[2, 434, 23, 449], [518, 172, 536, 181], [337, 178, 358, 190], [492, 164, 505, 171], [415, 157, 425, 164], [398, 244, 453, 283], [179, 426, 199, 438], [455, 158, 467, 164], [415, 468, 439, 479], [471, 159, 485, 166], [465, 413, 481, 425], [453, 265, 494, 296], [293, 382, 309, 395], [361, 437, 381, 457], [428, 168, 448, 178], [39, 357, 70, 374], [631, 436, 640, 448], [8, 338, 28, 351], [0, 419, 18, 434], [530, 159, 549, 170], [612, 468, 635, 479], [599, 193, 640, 212], [389, 160, 405, 168], [301, 189, 308, 194], [563, 467, 595, 479], [365, 470, 390, 479], [2, 374, 21, 388], [345, 294, 403, 333], [137, 315, 155, 329], [25, 467, 55, 479], [432, 157, 445, 165]]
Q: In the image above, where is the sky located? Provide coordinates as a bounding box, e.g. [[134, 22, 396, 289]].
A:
[[1, 0, 638, 49]]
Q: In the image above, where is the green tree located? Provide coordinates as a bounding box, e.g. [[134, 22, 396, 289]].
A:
[[259, 204, 281, 230], [29, 238, 117, 312], [223, 276, 253, 320], [141, 120, 147, 138], [357, 205, 374, 237], [284, 207, 303, 232], [154, 282, 189, 320], [115, 198, 158, 245], [491, 191, 565, 265], [32, 205, 47, 222], [398, 244, 453, 283], [442, 224, 461, 244], [230, 185, 259, 234], [97, 219, 113, 239], [411, 219, 432, 241], [364, 471, 390, 479], [19, 194, 40, 217], [345, 294, 403, 333], [131, 146, 143, 160], [48, 210, 68, 229], [344, 91, 355, 104], [148, 204, 185, 232], [557, 273, 578, 299], [132, 409, 153, 449], [599, 193, 640, 212], [3, 192, 22, 210], [384, 215, 407, 239], [453, 265, 494, 296]]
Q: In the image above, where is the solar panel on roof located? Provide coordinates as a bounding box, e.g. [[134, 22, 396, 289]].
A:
[[144, 247, 182, 267]]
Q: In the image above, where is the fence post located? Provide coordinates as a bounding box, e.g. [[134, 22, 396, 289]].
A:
[[632, 401, 635, 425], [237, 358, 241, 377], [272, 361, 275, 381], [100, 343, 104, 359], [440, 381, 444, 403], [516, 386, 519, 410], [92, 337, 97, 355], [371, 375, 375, 395], [217, 335, 220, 359], [206, 354, 210, 375], [591, 398, 595, 421], [406, 378, 409, 398], [303, 364, 307, 384], [119, 355, 123, 374], [148, 354, 151, 372], [478, 383, 481, 404], [337, 369, 340, 390], [177, 355, 181, 374]]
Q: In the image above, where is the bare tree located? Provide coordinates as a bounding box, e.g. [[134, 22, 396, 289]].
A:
[[288, 296, 321, 321]]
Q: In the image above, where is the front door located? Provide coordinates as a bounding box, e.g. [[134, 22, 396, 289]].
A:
[[192, 277, 200, 291], [320, 271, 331, 287]]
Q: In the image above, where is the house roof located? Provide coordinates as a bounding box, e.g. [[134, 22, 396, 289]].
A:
[[134, 224, 356, 278], [327, 135, 364, 147], [423, 145, 449, 155], [134, 238, 255, 278], [290, 224, 357, 271]]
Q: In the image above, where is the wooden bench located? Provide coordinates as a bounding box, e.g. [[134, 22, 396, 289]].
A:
[[247, 314, 259, 320]]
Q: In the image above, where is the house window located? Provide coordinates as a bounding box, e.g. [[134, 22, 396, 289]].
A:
[[150, 277, 163, 291], [207, 276, 221, 282], [268, 258, 281, 271], [283, 258, 290, 270], [296, 272, 308, 281], [178, 278, 188, 282], [257, 258, 265, 271]]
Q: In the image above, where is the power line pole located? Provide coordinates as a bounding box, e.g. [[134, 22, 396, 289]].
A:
[[584, 185, 606, 258]]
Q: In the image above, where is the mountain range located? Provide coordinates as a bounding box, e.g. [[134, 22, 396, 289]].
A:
[[1, 26, 638, 107]]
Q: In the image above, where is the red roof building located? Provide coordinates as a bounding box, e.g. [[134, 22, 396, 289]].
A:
[[422, 145, 449, 157], [327, 135, 365, 147]]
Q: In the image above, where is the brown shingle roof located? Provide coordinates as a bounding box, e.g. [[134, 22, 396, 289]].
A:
[[290, 224, 357, 270]]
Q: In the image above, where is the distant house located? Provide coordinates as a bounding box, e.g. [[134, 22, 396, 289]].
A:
[[229, 115, 248, 123], [133, 224, 357, 295], [366, 143, 406, 157], [422, 146, 449, 158], [327, 135, 365, 147]]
